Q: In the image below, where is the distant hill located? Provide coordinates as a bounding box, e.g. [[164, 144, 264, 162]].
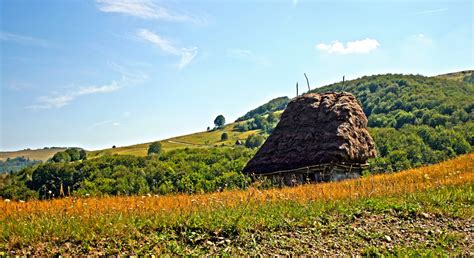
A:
[[0, 148, 66, 162], [1, 70, 473, 200], [2, 71, 472, 172]]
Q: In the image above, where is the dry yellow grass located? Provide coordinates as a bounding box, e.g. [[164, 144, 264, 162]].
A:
[[2, 153, 472, 219], [0, 148, 66, 162]]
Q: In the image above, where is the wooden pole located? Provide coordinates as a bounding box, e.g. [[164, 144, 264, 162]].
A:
[[304, 73, 310, 91], [342, 75, 345, 91], [296, 82, 299, 97]]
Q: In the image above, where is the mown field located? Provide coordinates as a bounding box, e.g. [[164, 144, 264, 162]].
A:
[[1, 153, 472, 255]]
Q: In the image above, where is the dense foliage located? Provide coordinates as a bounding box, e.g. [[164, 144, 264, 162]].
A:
[[0, 147, 255, 200], [245, 134, 265, 149], [236, 73, 473, 171], [236, 96, 289, 122], [0, 157, 41, 174], [235, 112, 281, 134], [147, 142, 162, 156], [51, 148, 86, 163]]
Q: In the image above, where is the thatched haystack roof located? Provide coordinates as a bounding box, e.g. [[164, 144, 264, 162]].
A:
[[243, 92, 377, 175]]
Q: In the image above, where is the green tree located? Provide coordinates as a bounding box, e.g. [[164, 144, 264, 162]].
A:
[[51, 151, 71, 163], [214, 115, 226, 128], [267, 112, 278, 124], [148, 142, 162, 156], [245, 134, 265, 149], [65, 148, 81, 161]]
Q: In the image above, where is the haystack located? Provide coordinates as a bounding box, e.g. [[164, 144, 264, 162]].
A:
[[243, 92, 376, 176]]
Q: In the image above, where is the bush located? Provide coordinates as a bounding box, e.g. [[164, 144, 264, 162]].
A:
[[221, 132, 229, 141], [148, 142, 162, 156], [245, 134, 265, 149]]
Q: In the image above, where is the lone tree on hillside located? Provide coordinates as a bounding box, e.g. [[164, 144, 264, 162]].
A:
[[148, 142, 162, 156], [214, 115, 226, 129], [221, 132, 229, 141]]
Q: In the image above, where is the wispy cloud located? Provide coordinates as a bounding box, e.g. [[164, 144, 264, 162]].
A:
[[27, 65, 147, 110], [226, 48, 270, 66], [27, 81, 122, 110], [0, 31, 49, 47], [137, 29, 197, 69], [88, 120, 121, 129], [96, 0, 204, 24], [412, 8, 448, 15], [316, 38, 380, 55]]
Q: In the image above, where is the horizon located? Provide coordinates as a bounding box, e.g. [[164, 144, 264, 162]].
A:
[[1, 0, 473, 151]]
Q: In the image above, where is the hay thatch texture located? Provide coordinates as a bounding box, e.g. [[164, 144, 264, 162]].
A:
[[243, 92, 377, 174]]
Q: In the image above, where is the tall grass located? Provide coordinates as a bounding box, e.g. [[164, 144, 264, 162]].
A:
[[1, 153, 472, 218], [0, 153, 472, 254]]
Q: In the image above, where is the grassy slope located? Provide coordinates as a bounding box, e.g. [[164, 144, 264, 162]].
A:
[[0, 148, 66, 162], [1, 153, 472, 255], [0, 123, 261, 160], [88, 122, 260, 158], [434, 70, 473, 82]]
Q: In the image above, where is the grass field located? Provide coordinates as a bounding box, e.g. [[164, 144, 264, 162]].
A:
[[1, 153, 472, 255], [88, 122, 260, 157], [0, 122, 261, 161], [0, 148, 66, 162]]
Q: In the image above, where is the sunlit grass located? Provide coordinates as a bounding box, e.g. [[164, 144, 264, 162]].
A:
[[88, 122, 260, 157], [0, 153, 472, 254]]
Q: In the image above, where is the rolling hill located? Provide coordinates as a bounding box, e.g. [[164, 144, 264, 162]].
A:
[[1, 70, 472, 168], [0, 148, 66, 162]]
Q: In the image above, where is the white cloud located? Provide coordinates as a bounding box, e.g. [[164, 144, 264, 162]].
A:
[[226, 48, 270, 66], [89, 120, 114, 129], [96, 0, 203, 24], [27, 81, 121, 110], [316, 38, 380, 55], [412, 8, 448, 15], [0, 31, 49, 47], [137, 29, 197, 69], [27, 65, 147, 110]]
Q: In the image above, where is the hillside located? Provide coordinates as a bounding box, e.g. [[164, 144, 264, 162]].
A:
[[88, 123, 259, 158], [435, 70, 473, 82], [0, 124, 258, 161], [1, 154, 472, 255], [0, 148, 66, 162], [2, 70, 471, 162]]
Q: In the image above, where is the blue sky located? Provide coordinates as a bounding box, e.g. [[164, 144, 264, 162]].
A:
[[1, 0, 472, 151]]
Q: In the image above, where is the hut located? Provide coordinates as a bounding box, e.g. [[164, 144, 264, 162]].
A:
[[242, 92, 376, 184]]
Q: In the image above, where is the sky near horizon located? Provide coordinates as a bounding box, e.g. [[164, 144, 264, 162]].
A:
[[1, 0, 472, 151]]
